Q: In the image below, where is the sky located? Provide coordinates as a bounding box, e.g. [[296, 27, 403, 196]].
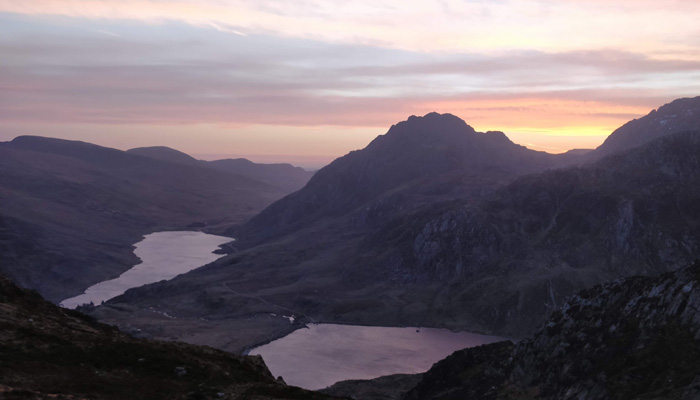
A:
[[1, 1, 699, 168]]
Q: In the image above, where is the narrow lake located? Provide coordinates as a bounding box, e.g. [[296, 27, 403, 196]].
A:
[[60, 231, 232, 308], [249, 323, 505, 390]]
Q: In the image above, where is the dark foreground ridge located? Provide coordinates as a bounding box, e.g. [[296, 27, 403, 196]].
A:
[[328, 261, 700, 400], [0, 274, 334, 400]]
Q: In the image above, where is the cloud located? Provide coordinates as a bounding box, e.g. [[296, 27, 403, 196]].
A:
[[1, 9, 699, 158], [1, 0, 699, 54]]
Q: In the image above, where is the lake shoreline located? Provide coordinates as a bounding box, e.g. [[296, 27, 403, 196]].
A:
[[249, 322, 507, 390], [60, 231, 233, 309]]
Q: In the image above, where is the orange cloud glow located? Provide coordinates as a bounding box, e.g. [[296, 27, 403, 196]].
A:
[[1, 2, 698, 163]]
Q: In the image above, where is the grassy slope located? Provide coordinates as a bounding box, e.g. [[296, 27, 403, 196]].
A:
[[0, 274, 337, 400]]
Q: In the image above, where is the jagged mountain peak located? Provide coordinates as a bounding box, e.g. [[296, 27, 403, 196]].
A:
[[236, 112, 556, 244], [402, 111, 474, 130], [371, 112, 476, 146]]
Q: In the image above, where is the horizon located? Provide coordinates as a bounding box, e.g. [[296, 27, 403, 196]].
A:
[[0, 107, 648, 170], [2, 2, 700, 166], [1, 108, 619, 170]]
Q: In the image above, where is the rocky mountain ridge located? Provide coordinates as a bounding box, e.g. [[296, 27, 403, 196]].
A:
[[234, 112, 559, 245], [393, 129, 700, 334], [592, 96, 700, 158], [400, 260, 700, 400]]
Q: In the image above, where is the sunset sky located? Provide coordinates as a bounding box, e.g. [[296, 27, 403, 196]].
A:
[[2, 1, 699, 167]]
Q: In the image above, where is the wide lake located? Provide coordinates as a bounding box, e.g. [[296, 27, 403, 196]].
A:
[[61, 231, 232, 308], [249, 323, 505, 390]]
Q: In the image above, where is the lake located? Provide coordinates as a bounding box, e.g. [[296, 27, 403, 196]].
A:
[[60, 231, 232, 308], [249, 323, 505, 390]]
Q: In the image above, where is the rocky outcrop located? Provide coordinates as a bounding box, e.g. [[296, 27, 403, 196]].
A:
[[321, 374, 422, 400], [398, 130, 700, 334], [399, 261, 700, 400]]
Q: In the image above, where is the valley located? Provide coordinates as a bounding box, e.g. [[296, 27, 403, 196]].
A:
[[249, 324, 504, 390], [2, 96, 700, 397], [61, 231, 232, 308], [91, 97, 700, 348], [0, 137, 312, 302]]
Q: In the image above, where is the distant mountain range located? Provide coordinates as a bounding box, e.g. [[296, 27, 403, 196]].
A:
[[127, 146, 314, 192], [94, 97, 700, 351], [0, 137, 312, 302]]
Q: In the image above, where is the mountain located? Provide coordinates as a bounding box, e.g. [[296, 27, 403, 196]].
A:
[[234, 112, 559, 244], [400, 261, 700, 400], [87, 113, 567, 351], [0, 274, 333, 400], [128, 146, 315, 193], [389, 129, 700, 334], [206, 158, 314, 193], [127, 145, 201, 165], [91, 104, 700, 353], [0, 136, 289, 302], [589, 96, 700, 159]]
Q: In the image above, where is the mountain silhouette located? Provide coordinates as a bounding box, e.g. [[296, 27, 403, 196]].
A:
[[591, 96, 700, 158], [128, 146, 314, 193], [235, 112, 559, 244]]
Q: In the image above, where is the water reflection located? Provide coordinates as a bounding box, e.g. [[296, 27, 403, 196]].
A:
[[60, 231, 232, 308], [250, 323, 505, 390]]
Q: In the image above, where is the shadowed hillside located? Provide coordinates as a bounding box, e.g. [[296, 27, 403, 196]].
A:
[[234, 112, 559, 244], [128, 146, 315, 193], [324, 262, 700, 400], [0, 274, 334, 400], [0, 136, 286, 302], [589, 96, 700, 159], [92, 102, 700, 352]]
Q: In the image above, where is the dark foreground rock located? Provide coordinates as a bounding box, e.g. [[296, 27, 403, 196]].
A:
[[0, 274, 336, 400], [321, 374, 423, 400], [409, 261, 700, 400], [332, 261, 700, 400]]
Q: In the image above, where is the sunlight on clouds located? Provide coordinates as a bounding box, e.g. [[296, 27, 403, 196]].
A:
[[1, 1, 698, 159], [1, 0, 698, 54]]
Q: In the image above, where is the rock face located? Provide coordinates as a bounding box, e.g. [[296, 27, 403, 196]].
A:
[[403, 261, 700, 400], [0, 274, 333, 400], [399, 130, 700, 334]]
